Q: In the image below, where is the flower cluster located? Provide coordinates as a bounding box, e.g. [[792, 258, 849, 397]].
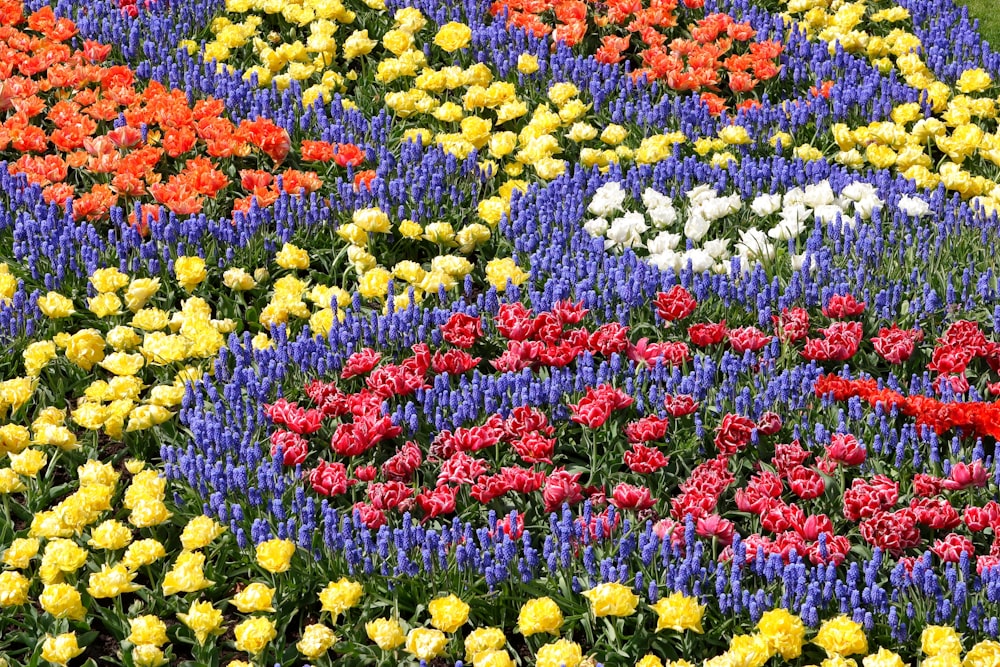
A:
[[584, 178, 889, 275], [489, 0, 784, 111], [776, 0, 1000, 211], [2, 0, 1000, 663], [191, 0, 392, 107], [0, 6, 345, 225]]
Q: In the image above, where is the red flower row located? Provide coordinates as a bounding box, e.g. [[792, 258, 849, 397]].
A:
[[256, 293, 1000, 571]]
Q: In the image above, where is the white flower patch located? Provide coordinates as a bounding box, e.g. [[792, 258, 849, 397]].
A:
[[696, 193, 739, 222], [582, 179, 885, 276]]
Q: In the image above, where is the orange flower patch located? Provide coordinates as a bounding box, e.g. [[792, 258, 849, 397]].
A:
[[0, 2, 369, 225], [489, 0, 782, 112]]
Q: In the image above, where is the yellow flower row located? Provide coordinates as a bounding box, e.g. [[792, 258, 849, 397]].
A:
[[779, 0, 1000, 212], [633, 617, 996, 667], [27, 621, 992, 667], [377, 32, 654, 181], [4, 496, 990, 667], [15, 265, 230, 445], [266, 208, 528, 307], [187, 4, 467, 110]]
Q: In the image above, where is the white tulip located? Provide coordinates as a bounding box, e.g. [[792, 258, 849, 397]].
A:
[[684, 213, 712, 242], [750, 193, 783, 217], [605, 212, 647, 251], [897, 195, 931, 217], [583, 217, 609, 238], [587, 182, 627, 217]]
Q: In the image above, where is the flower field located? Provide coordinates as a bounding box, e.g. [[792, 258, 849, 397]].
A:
[[4, 0, 1000, 665]]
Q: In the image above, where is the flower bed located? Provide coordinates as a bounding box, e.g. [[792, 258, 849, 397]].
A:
[[1, 0, 1000, 665]]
